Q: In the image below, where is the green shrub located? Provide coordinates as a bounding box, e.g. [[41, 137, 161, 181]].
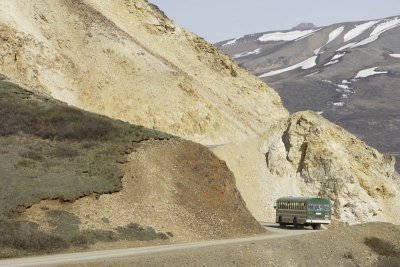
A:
[[116, 223, 169, 241], [0, 218, 68, 253]]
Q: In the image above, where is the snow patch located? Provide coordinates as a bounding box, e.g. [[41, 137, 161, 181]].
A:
[[314, 47, 322, 55], [355, 67, 387, 79], [343, 20, 380, 42], [327, 26, 344, 44], [222, 36, 243, 46], [305, 71, 319, 77], [233, 48, 261, 59], [370, 17, 400, 36], [324, 60, 339, 66], [389, 54, 400, 58], [259, 56, 317, 77], [343, 18, 400, 49], [258, 29, 317, 42], [324, 52, 346, 66], [352, 34, 379, 48], [337, 84, 350, 90], [323, 79, 355, 107], [337, 42, 357, 51], [332, 53, 345, 61], [322, 80, 333, 84], [333, 102, 345, 107]]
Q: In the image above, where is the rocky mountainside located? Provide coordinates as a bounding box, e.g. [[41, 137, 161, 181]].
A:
[[216, 15, 400, 172], [0, 0, 399, 241], [213, 111, 400, 224], [0, 79, 263, 258], [0, 0, 287, 145]]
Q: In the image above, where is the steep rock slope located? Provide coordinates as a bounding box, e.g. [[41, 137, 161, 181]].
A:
[[0, 0, 286, 145], [0, 1, 399, 228], [0, 80, 264, 257], [217, 16, 400, 171], [213, 111, 400, 224]]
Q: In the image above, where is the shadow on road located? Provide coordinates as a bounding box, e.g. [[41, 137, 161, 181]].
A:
[[260, 222, 319, 231]]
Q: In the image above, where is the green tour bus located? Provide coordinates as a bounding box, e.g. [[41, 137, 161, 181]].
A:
[[274, 196, 331, 230]]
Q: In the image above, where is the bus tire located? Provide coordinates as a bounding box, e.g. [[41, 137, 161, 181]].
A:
[[278, 216, 285, 228], [313, 224, 321, 230], [293, 217, 299, 229]]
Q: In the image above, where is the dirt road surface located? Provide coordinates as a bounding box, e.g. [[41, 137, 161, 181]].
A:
[[0, 223, 316, 267]]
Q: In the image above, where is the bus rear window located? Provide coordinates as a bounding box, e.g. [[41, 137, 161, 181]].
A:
[[308, 204, 331, 211]]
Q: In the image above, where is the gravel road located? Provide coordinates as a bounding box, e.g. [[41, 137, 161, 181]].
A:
[[0, 223, 317, 267]]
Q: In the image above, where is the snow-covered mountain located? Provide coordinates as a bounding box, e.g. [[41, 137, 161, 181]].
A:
[[217, 16, 400, 171]]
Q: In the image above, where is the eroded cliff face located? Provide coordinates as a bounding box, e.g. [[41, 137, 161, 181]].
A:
[[213, 112, 400, 225], [267, 112, 399, 223], [0, 0, 287, 145], [0, 0, 398, 227]]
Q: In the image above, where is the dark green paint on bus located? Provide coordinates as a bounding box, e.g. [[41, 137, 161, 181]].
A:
[[274, 196, 331, 230]]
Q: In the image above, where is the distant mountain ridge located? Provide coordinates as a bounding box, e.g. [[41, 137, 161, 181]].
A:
[[291, 22, 317, 30], [216, 15, 400, 172]]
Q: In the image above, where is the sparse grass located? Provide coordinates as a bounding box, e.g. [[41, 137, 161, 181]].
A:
[[0, 211, 170, 258], [0, 217, 68, 256], [0, 80, 174, 257], [45, 210, 117, 247], [116, 223, 169, 241], [19, 150, 44, 161], [51, 143, 80, 158], [364, 237, 399, 257], [364, 236, 400, 267], [0, 80, 173, 216]]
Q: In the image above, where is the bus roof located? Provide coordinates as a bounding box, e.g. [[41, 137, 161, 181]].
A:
[[276, 196, 330, 203]]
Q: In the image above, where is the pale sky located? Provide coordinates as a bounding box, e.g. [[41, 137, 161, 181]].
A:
[[149, 0, 400, 43]]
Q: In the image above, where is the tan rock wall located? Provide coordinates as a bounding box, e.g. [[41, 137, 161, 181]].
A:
[[214, 112, 400, 225], [0, 0, 287, 145]]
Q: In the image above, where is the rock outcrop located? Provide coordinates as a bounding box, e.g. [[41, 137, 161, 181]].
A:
[[213, 111, 400, 224]]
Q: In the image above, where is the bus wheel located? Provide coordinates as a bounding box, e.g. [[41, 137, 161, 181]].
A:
[[313, 224, 321, 230], [293, 217, 299, 229], [278, 216, 285, 228]]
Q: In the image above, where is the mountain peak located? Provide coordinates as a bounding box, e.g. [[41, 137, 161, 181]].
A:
[[291, 22, 317, 30]]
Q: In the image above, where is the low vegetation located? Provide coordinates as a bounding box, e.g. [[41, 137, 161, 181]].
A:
[[364, 236, 400, 267], [0, 80, 172, 216], [0, 211, 169, 258], [0, 80, 173, 256]]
